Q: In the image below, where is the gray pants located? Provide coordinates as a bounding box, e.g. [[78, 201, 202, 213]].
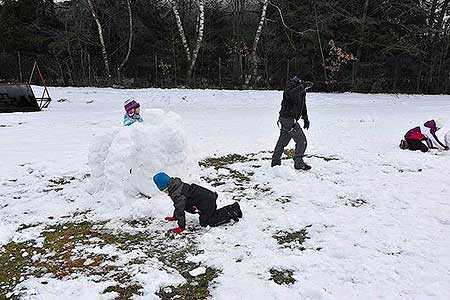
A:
[[272, 117, 307, 166]]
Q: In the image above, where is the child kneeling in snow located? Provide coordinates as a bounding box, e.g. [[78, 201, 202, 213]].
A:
[[123, 98, 144, 126], [399, 119, 448, 152], [153, 172, 243, 234]]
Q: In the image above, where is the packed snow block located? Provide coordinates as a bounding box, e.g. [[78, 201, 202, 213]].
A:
[[88, 109, 196, 200], [0, 83, 40, 113]]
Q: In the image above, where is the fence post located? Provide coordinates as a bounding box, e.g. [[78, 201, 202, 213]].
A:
[[88, 53, 91, 86], [17, 51, 23, 83], [155, 55, 158, 86]]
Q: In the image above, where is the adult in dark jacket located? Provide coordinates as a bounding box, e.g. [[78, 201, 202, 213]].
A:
[[153, 172, 243, 234], [271, 76, 313, 170]]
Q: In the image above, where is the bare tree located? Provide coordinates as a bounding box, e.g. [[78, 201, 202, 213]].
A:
[[86, 0, 112, 82], [170, 0, 205, 82], [117, 0, 133, 84], [249, 0, 268, 86]]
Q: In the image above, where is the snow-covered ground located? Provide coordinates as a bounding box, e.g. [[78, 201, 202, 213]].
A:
[[1, 87, 450, 300]]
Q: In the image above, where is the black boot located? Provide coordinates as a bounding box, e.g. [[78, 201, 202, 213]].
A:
[[294, 162, 311, 170], [399, 139, 408, 150], [232, 202, 243, 218], [271, 160, 281, 167], [225, 206, 239, 222], [228, 210, 239, 222]]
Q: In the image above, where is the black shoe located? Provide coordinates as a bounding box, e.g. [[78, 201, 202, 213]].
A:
[[399, 139, 408, 150], [271, 160, 281, 167], [294, 163, 311, 171], [228, 210, 239, 222], [232, 202, 243, 218]]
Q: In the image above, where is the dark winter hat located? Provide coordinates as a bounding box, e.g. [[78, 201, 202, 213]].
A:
[[289, 75, 302, 85], [124, 98, 140, 117], [153, 172, 170, 191], [287, 75, 313, 90]]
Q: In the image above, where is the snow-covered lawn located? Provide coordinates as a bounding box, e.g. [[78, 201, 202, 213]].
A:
[[1, 87, 450, 300]]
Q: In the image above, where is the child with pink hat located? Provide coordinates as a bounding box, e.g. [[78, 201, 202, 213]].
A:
[[123, 98, 144, 126]]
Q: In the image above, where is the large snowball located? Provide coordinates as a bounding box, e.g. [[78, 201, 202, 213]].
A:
[[87, 109, 197, 202]]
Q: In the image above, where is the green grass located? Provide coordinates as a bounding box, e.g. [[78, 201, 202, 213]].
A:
[[156, 267, 219, 300], [104, 284, 143, 300], [269, 268, 296, 285], [198, 154, 256, 169], [0, 240, 40, 300], [273, 227, 311, 250], [284, 149, 339, 161]]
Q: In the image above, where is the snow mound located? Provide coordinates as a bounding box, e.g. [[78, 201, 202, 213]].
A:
[[445, 130, 450, 148], [87, 109, 197, 204], [271, 165, 298, 181]]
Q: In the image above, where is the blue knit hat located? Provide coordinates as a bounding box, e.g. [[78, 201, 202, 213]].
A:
[[153, 172, 170, 191]]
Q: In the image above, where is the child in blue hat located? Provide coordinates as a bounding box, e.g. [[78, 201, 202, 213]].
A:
[[153, 172, 243, 234]]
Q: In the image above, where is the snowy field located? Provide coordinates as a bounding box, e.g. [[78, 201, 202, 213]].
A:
[[1, 87, 450, 300]]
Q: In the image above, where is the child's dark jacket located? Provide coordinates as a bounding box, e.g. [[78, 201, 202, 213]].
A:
[[167, 178, 217, 228]]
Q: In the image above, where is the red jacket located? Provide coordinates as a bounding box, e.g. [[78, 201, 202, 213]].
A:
[[404, 120, 446, 149]]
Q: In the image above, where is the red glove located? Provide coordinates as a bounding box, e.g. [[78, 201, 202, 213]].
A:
[[165, 216, 176, 221], [173, 227, 185, 234]]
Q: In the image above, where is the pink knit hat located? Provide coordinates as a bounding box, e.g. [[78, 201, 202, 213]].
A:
[[124, 98, 140, 117]]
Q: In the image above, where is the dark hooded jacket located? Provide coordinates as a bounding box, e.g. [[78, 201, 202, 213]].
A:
[[167, 178, 218, 228], [279, 79, 308, 121]]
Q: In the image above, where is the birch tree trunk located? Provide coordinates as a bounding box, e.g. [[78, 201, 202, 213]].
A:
[[250, 0, 268, 86], [187, 0, 204, 80], [434, 0, 449, 33], [171, 0, 204, 83], [86, 0, 112, 82], [172, 2, 191, 63], [117, 0, 133, 84]]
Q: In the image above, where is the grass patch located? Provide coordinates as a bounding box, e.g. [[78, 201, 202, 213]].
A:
[[17, 223, 41, 231], [1, 219, 220, 299], [0, 240, 40, 300], [199, 154, 255, 169], [345, 198, 367, 207], [273, 226, 311, 250], [284, 149, 339, 161], [229, 170, 251, 183], [157, 267, 219, 300], [200, 170, 251, 187], [104, 283, 143, 300], [274, 197, 291, 204], [48, 176, 77, 186], [125, 218, 154, 228], [43, 176, 78, 193], [269, 268, 296, 285], [199, 154, 255, 186], [339, 195, 368, 207]]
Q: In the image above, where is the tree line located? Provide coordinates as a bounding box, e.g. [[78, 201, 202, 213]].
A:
[[1, 0, 449, 93]]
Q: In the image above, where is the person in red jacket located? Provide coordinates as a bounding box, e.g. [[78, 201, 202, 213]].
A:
[[400, 119, 449, 152]]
